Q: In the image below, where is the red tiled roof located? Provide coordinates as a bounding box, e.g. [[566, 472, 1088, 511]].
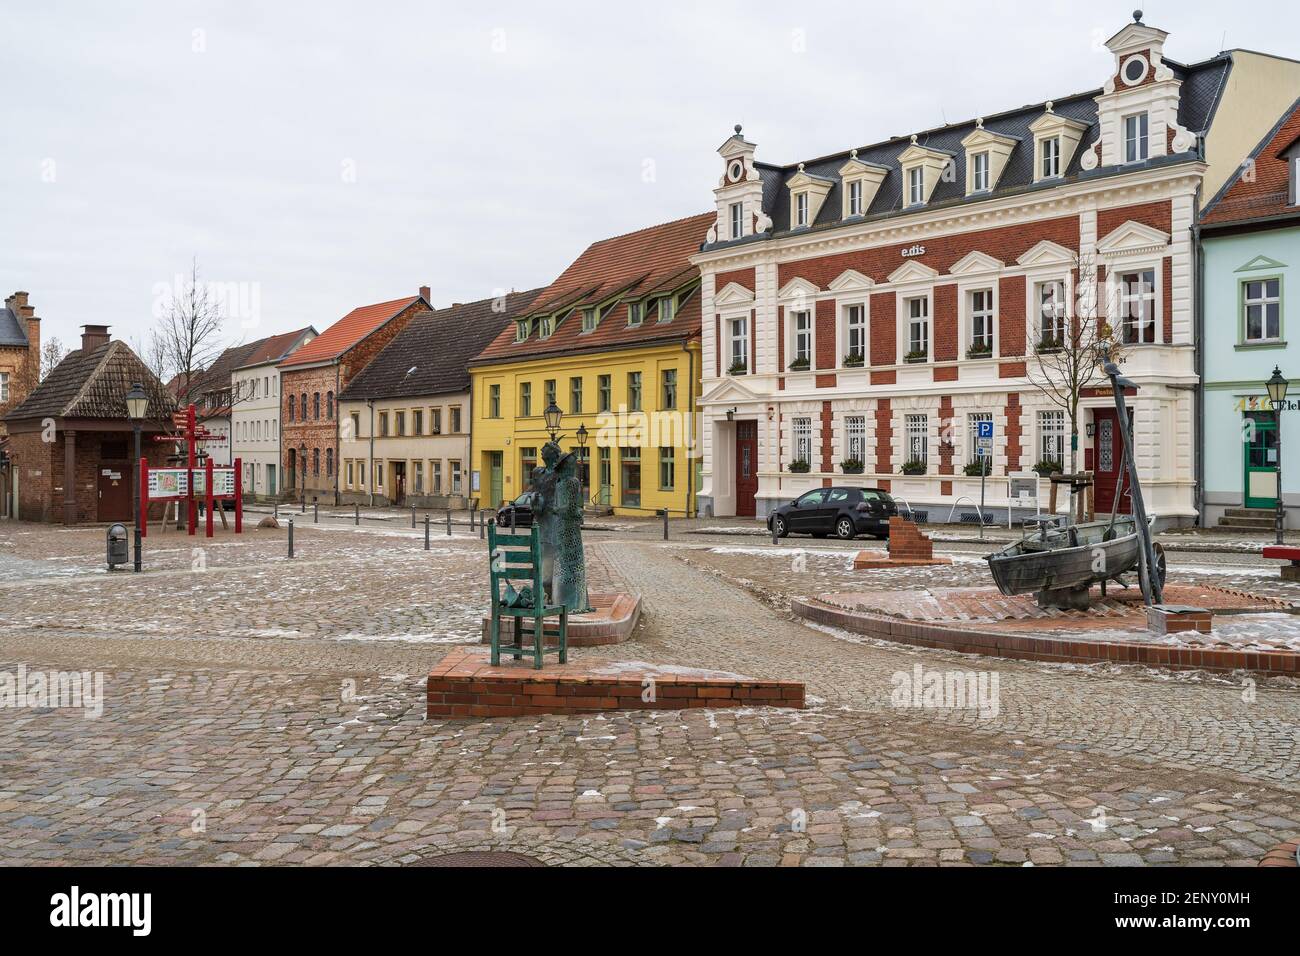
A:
[[1203, 97, 1300, 227], [473, 213, 712, 364], [238, 326, 317, 368], [279, 296, 421, 367]]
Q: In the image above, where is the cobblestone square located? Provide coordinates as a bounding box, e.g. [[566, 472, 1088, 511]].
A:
[[1, 518, 1297, 867]]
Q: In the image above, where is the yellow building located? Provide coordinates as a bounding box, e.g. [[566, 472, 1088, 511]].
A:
[[469, 213, 713, 517]]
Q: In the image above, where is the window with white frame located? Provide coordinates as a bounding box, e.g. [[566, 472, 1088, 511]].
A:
[[0, 371, 9, 402], [907, 166, 925, 206], [730, 202, 743, 239], [627, 302, 643, 327], [905, 414, 928, 466], [845, 415, 866, 462], [969, 288, 994, 354], [657, 297, 675, 323], [1120, 269, 1157, 344], [795, 192, 809, 227], [1038, 410, 1065, 467], [1243, 278, 1281, 343], [792, 310, 812, 366], [848, 179, 864, 216], [1040, 136, 1061, 179], [792, 417, 812, 464], [582, 308, 597, 333], [967, 412, 992, 468], [906, 296, 929, 358], [729, 316, 748, 372], [1123, 112, 1149, 164], [846, 304, 866, 364], [1036, 280, 1067, 346], [971, 151, 990, 192]]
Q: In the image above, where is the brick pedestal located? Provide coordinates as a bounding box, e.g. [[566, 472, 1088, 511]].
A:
[[1146, 604, 1212, 636], [853, 517, 951, 569]]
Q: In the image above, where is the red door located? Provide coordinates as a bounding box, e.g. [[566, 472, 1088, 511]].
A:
[[97, 462, 132, 522], [1092, 409, 1131, 515], [735, 421, 757, 517]]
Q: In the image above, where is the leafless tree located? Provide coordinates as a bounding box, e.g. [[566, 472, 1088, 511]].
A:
[[150, 258, 228, 411], [1023, 252, 1128, 475], [39, 336, 68, 381]]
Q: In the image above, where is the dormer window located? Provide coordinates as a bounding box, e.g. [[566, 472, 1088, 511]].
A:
[[971, 152, 990, 192], [839, 151, 888, 219], [1123, 113, 1149, 163], [907, 167, 924, 206], [1041, 137, 1061, 178], [539, 315, 555, 338], [847, 180, 863, 216], [581, 308, 597, 333], [729, 202, 743, 239], [515, 319, 530, 342], [795, 192, 809, 227], [657, 297, 675, 324]]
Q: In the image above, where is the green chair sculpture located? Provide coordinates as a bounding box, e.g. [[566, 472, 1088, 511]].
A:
[[486, 519, 568, 669]]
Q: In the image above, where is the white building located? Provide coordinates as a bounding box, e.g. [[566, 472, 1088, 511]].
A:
[[230, 327, 316, 499]]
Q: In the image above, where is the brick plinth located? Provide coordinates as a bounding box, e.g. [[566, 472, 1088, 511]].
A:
[[1259, 841, 1299, 867], [1146, 604, 1212, 635], [427, 648, 805, 720]]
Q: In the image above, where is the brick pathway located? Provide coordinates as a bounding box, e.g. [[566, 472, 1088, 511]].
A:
[[0, 522, 1297, 866]]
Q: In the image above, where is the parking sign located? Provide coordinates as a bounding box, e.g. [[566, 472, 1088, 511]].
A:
[[977, 421, 994, 440]]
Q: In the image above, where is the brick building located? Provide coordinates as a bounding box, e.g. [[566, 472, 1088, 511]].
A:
[[0, 291, 42, 517], [693, 15, 1300, 528], [3, 325, 173, 523], [277, 290, 431, 502]]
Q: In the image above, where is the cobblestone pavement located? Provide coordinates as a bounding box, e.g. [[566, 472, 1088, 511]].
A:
[[1, 521, 1297, 866]]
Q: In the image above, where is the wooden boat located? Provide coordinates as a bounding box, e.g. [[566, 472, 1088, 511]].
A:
[[985, 515, 1164, 608]]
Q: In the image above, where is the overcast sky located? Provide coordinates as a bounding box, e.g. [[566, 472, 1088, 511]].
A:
[[4, 1, 1297, 359]]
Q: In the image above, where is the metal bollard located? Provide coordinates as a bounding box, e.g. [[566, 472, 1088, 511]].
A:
[[479, 510, 487, 540], [411, 504, 416, 529], [274, 501, 279, 519], [424, 514, 430, 550], [288, 516, 295, 558], [771, 519, 778, 546], [314, 501, 318, 523], [446, 508, 452, 536], [661, 508, 669, 541], [354, 503, 359, 526]]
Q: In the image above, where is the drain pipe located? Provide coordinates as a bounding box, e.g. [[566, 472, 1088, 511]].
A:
[[1193, 203, 1205, 528], [368, 399, 376, 508]]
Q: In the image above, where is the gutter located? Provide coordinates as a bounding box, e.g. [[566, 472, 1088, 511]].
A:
[[334, 363, 341, 506], [683, 340, 695, 518], [1193, 177, 1206, 527]]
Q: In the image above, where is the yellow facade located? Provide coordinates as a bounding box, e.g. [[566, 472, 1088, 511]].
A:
[[471, 341, 701, 517]]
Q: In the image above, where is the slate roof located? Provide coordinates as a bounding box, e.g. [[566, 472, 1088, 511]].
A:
[[340, 290, 544, 401], [1202, 95, 1300, 227], [4, 340, 174, 422], [236, 326, 318, 369], [0, 307, 29, 348], [279, 295, 428, 368], [472, 213, 713, 365], [712, 54, 1233, 246]]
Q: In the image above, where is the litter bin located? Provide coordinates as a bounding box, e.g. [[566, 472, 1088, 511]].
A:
[[107, 523, 129, 570]]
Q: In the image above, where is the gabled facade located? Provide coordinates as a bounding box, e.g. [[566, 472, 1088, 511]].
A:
[[693, 15, 1300, 526], [277, 290, 431, 501], [469, 213, 712, 515], [230, 326, 317, 500], [1200, 97, 1300, 529], [0, 291, 41, 517]]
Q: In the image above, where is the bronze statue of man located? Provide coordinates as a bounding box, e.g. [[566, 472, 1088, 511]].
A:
[[530, 440, 590, 614]]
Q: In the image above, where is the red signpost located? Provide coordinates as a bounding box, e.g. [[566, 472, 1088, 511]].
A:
[[139, 404, 242, 539]]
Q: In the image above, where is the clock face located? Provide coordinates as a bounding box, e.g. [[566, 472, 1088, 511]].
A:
[[1121, 55, 1148, 86], [728, 160, 743, 182]]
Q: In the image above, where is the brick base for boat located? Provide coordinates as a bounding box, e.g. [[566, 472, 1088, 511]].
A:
[[793, 586, 1300, 676], [478, 591, 641, 647], [1259, 841, 1299, 867], [428, 647, 805, 720]]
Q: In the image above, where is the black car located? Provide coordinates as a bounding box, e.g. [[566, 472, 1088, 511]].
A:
[[766, 486, 898, 540], [496, 491, 537, 529]]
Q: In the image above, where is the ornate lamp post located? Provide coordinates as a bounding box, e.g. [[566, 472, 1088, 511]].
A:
[[1266, 366, 1289, 545], [575, 423, 589, 496], [544, 401, 562, 442], [124, 382, 149, 572]]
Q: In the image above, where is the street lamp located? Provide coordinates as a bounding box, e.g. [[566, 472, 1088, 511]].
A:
[[544, 401, 562, 441], [575, 423, 589, 495], [124, 382, 148, 572], [1267, 366, 1289, 544]]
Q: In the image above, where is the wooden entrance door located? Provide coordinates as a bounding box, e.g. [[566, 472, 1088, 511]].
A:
[[735, 421, 758, 517], [391, 461, 406, 505], [1092, 409, 1131, 515], [97, 461, 131, 522]]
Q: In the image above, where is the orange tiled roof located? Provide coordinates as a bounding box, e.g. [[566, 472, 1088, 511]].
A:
[[1203, 97, 1300, 227], [472, 213, 712, 364], [238, 326, 317, 368], [279, 296, 422, 368]]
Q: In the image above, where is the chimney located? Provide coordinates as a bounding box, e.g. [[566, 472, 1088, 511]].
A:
[[81, 324, 111, 352], [419, 285, 431, 302]]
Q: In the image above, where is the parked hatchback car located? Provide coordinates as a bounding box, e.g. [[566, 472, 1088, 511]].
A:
[[496, 491, 537, 529], [766, 486, 898, 540]]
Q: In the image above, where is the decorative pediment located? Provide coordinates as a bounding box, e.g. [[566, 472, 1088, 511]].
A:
[[948, 250, 1005, 276], [1235, 254, 1289, 273], [897, 136, 955, 207], [714, 281, 756, 307], [827, 269, 875, 293], [838, 150, 889, 217], [1096, 220, 1170, 258], [787, 164, 834, 228], [777, 276, 821, 301], [960, 122, 1019, 194], [888, 260, 940, 285], [701, 375, 761, 404], [1028, 106, 1090, 182], [1105, 20, 1169, 56], [1017, 240, 1075, 267]]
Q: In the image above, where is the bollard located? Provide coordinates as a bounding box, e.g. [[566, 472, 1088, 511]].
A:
[[314, 501, 318, 524], [133, 526, 142, 574], [470, 509, 476, 532], [510, 507, 516, 533], [274, 501, 279, 519], [354, 503, 359, 526], [288, 516, 295, 558], [771, 519, 778, 546], [479, 509, 487, 540], [446, 508, 452, 536], [300, 494, 305, 514], [424, 514, 430, 550], [411, 504, 416, 529], [661, 508, 669, 541]]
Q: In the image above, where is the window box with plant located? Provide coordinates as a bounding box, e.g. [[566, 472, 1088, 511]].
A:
[[727, 359, 748, 375], [840, 458, 864, 475], [787, 356, 810, 371], [966, 342, 993, 360], [963, 459, 992, 477], [1035, 334, 1064, 353], [900, 458, 927, 475], [1033, 458, 1063, 477], [904, 349, 928, 364], [788, 459, 811, 474], [843, 352, 864, 368]]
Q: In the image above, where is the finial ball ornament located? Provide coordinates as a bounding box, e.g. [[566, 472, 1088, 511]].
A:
[[1133, 9, 1143, 22]]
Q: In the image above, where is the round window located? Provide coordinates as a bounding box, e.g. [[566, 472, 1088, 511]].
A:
[[1122, 55, 1148, 86], [729, 161, 743, 181]]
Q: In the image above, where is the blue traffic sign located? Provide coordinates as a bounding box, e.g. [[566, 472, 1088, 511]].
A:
[[977, 421, 994, 439]]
